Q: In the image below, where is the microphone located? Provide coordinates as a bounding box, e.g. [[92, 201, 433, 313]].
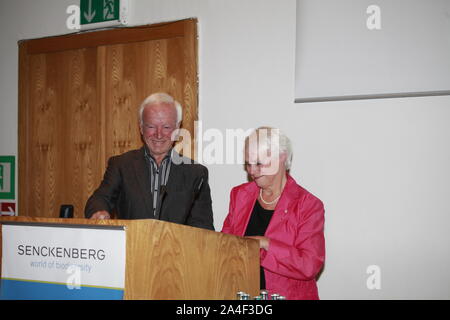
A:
[[155, 185, 167, 220], [197, 177, 204, 192], [60, 205, 74, 218], [193, 177, 204, 200]]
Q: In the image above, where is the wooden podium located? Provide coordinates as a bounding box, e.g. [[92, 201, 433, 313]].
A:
[[0, 216, 260, 300]]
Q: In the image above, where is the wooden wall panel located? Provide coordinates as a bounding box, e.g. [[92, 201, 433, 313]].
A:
[[19, 19, 199, 218], [64, 48, 102, 217], [28, 53, 64, 217], [104, 37, 197, 159], [26, 49, 102, 218], [181, 21, 198, 159], [104, 41, 147, 159]]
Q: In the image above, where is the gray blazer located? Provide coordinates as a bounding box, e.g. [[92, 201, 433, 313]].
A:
[[84, 147, 214, 230]]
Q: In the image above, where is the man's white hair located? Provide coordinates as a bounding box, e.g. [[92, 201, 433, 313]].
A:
[[138, 92, 183, 125], [245, 126, 293, 170]]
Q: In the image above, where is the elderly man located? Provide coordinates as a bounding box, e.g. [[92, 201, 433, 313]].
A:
[[84, 93, 214, 230]]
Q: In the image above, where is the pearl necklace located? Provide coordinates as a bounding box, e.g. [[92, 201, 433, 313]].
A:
[[259, 189, 281, 205]]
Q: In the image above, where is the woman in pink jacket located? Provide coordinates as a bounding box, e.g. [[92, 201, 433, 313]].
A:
[[221, 127, 325, 300]]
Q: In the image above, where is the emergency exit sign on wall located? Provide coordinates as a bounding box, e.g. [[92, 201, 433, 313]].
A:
[[80, 0, 121, 26], [0, 156, 15, 200]]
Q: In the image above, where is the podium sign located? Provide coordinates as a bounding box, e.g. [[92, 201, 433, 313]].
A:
[[0, 223, 126, 300]]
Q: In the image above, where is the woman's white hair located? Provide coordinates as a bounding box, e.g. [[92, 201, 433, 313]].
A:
[[245, 126, 293, 170], [138, 92, 183, 125]]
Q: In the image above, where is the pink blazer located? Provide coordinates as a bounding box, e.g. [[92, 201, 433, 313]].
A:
[[221, 175, 325, 300]]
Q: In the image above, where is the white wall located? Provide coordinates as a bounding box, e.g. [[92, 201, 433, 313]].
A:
[[1, 0, 449, 299]]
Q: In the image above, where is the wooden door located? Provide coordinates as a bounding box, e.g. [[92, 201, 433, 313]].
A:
[[23, 48, 101, 218], [19, 20, 198, 218]]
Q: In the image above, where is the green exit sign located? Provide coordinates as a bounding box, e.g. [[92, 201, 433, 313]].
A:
[[80, 0, 120, 25]]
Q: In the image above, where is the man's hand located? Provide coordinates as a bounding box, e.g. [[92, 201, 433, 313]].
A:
[[246, 236, 270, 251], [90, 211, 111, 220]]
